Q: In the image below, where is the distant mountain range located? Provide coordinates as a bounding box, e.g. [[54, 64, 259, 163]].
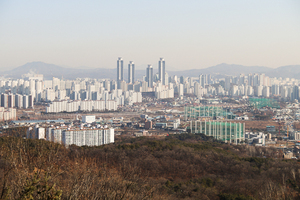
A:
[[1, 62, 300, 80]]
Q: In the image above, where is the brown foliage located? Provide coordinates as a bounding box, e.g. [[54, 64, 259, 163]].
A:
[[1, 134, 300, 199]]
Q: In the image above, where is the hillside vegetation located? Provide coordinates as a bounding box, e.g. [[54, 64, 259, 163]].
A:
[[0, 134, 300, 199]]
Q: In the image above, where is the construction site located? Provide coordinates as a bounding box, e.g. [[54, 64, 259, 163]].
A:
[[184, 106, 236, 120], [249, 98, 280, 109], [187, 120, 245, 144]]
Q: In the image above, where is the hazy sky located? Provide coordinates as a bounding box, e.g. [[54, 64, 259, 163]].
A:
[[0, 0, 300, 70]]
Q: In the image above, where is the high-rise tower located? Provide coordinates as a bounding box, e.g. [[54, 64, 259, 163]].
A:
[[146, 65, 153, 88], [128, 61, 135, 84], [117, 57, 123, 82], [158, 58, 165, 85]]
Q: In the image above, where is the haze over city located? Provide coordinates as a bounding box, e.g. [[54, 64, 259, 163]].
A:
[[1, 0, 300, 70], [3, 1, 300, 199]]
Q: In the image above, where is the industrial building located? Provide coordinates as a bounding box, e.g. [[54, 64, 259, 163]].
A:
[[245, 132, 266, 145], [82, 115, 96, 123], [187, 120, 245, 144]]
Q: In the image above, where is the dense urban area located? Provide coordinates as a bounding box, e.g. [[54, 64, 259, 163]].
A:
[[2, 58, 300, 199]]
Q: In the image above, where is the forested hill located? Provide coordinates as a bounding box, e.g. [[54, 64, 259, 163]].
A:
[[1, 134, 300, 199]]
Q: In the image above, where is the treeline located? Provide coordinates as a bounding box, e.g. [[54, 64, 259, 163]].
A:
[[0, 134, 300, 199], [2, 126, 28, 138]]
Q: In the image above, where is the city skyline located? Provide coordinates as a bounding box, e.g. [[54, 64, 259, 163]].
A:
[[116, 57, 165, 84], [2, 1, 300, 196], [1, 64, 300, 109], [3, 60, 300, 81], [0, 1, 300, 70]]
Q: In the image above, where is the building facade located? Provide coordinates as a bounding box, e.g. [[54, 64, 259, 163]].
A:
[[146, 65, 153, 88], [62, 128, 114, 146], [158, 58, 165, 85], [128, 61, 135, 84]]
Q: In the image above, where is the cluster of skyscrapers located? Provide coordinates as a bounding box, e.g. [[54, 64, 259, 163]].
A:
[[180, 73, 300, 101], [116, 57, 167, 89], [0, 75, 144, 113], [117, 60, 300, 101], [115, 57, 174, 99], [117, 58, 135, 84], [2, 57, 300, 116]]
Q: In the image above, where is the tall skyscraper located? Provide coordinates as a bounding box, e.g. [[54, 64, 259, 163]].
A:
[[158, 58, 165, 85], [128, 61, 135, 84], [180, 76, 185, 84], [117, 57, 123, 89], [292, 85, 299, 101], [225, 76, 231, 91], [117, 57, 123, 82], [146, 65, 153, 88], [199, 74, 207, 87]]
